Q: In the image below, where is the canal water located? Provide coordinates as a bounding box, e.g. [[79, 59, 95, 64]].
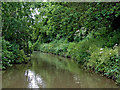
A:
[[2, 52, 118, 88]]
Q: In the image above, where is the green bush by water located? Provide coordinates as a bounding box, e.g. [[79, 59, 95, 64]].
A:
[[38, 29, 120, 85], [2, 39, 29, 69]]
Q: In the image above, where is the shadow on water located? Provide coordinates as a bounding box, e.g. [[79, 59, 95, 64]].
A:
[[2, 51, 118, 88]]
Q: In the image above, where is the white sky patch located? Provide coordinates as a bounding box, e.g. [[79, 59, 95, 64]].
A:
[[43, 0, 47, 2]]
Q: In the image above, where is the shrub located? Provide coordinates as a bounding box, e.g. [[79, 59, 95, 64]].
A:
[[2, 39, 29, 69]]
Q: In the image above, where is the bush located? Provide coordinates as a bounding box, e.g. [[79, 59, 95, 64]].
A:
[[2, 39, 29, 69]]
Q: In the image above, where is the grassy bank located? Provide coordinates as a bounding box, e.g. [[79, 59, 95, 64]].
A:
[[36, 30, 120, 85]]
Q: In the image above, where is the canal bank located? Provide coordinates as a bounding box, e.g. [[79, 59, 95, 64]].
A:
[[37, 39, 120, 87]]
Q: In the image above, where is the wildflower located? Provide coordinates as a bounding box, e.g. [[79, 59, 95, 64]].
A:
[[100, 51, 103, 54], [100, 48, 103, 50], [109, 53, 111, 55], [113, 44, 118, 49], [43, 16, 47, 18], [76, 30, 80, 33]]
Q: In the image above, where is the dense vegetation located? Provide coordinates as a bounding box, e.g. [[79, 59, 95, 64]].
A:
[[2, 2, 35, 69], [2, 2, 120, 85]]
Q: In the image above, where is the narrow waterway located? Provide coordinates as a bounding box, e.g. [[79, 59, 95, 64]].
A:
[[2, 52, 118, 88]]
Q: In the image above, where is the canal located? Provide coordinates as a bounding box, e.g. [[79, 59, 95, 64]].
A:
[[2, 52, 118, 88]]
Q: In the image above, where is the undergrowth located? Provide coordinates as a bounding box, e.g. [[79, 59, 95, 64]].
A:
[[38, 28, 120, 85]]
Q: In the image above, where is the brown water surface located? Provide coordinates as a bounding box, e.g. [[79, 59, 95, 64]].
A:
[[2, 52, 118, 88]]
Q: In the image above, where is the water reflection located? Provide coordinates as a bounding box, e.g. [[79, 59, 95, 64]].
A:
[[2, 52, 118, 88], [25, 69, 46, 88], [73, 74, 81, 84]]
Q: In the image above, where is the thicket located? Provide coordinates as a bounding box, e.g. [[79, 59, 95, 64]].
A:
[[2, 2, 36, 69]]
